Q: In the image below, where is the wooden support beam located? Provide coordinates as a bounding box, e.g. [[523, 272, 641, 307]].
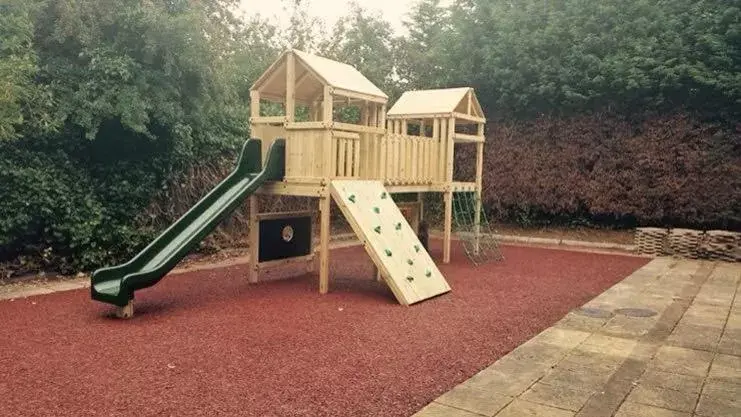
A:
[[250, 116, 287, 124], [256, 210, 314, 221], [295, 70, 312, 91], [443, 191, 453, 264], [285, 121, 327, 130], [453, 133, 485, 143], [447, 117, 456, 182], [433, 118, 441, 183], [331, 87, 387, 104], [286, 52, 296, 122], [250, 90, 260, 118], [116, 300, 134, 319], [256, 254, 315, 270], [323, 86, 333, 123], [418, 192, 425, 222], [452, 112, 486, 124], [331, 122, 385, 134], [475, 141, 484, 255], [248, 195, 259, 284], [318, 195, 331, 294]]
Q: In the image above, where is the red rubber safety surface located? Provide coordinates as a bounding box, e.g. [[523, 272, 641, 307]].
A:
[[0, 243, 647, 417]]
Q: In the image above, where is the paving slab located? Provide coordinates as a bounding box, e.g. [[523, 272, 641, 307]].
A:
[[614, 402, 691, 417], [496, 399, 575, 417], [435, 385, 512, 416], [708, 354, 741, 385], [695, 380, 741, 417], [412, 402, 487, 417], [647, 345, 715, 377], [410, 259, 741, 417], [638, 369, 704, 394], [520, 381, 596, 412], [625, 384, 698, 413]]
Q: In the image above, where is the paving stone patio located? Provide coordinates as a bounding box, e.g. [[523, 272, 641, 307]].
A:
[[412, 258, 741, 417]]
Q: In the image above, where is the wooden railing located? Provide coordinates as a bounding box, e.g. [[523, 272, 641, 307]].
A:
[[332, 131, 360, 178], [379, 133, 443, 185]]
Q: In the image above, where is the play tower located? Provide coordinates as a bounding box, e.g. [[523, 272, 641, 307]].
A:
[[91, 49, 490, 318], [249, 50, 487, 296]]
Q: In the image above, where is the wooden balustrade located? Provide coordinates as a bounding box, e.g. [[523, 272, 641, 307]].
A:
[[377, 133, 443, 185]]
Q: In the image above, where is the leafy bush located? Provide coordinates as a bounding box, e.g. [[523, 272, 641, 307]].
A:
[[480, 113, 741, 229]]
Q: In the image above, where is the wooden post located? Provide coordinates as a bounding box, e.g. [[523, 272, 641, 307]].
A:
[[418, 192, 425, 223], [116, 300, 134, 319], [474, 123, 485, 255], [319, 194, 331, 294], [323, 86, 333, 181], [286, 52, 296, 122], [433, 118, 441, 183], [250, 90, 260, 118], [248, 195, 259, 283], [443, 190, 453, 264], [447, 117, 456, 183]]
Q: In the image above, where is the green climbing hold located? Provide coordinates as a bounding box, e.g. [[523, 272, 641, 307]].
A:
[[374, 226, 381, 234], [407, 259, 414, 265], [348, 194, 356, 203], [406, 276, 414, 282], [381, 192, 387, 199], [414, 245, 420, 253], [395, 222, 402, 230], [385, 249, 392, 257], [425, 270, 432, 277], [373, 207, 380, 214]]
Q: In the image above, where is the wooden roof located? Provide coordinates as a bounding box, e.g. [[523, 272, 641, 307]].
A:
[[387, 87, 484, 119], [251, 50, 388, 103]]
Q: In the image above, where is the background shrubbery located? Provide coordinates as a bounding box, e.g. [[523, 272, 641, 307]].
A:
[[1, 0, 740, 276], [479, 114, 741, 229]]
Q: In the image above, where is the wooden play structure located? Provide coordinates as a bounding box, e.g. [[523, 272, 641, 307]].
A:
[[249, 49, 489, 304]]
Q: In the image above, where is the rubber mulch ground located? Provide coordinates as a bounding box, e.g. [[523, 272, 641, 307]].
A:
[[0, 243, 647, 417]]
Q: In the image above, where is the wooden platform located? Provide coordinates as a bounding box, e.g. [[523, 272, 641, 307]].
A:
[[330, 180, 451, 305]]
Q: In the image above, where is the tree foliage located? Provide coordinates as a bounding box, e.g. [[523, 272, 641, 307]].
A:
[[0, 0, 258, 275], [1, 0, 740, 276], [422, 0, 741, 120]]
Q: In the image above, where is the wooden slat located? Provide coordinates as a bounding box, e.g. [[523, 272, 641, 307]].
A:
[[447, 117, 456, 182], [438, 118, 447, 183], [353, 138, 360, 177], [338, 138, 346, 177], [430, 119, 440, 182], [379, 134, 387, 179]]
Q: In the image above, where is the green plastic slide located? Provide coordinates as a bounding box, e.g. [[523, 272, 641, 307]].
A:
[[91, 138, 285, 307]]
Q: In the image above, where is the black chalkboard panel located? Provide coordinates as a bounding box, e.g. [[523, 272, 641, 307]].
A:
[[258, 216, 312, 262]]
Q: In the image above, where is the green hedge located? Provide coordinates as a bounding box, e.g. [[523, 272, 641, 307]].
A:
[[469, 113, 741, 229]]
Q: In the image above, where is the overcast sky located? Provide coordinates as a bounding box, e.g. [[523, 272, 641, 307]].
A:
[[239, 0, 421, 34]]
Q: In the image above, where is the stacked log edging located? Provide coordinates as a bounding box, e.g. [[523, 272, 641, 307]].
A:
[[636, 227, 740, 261], [635, 228, 669, 256], [702, 230, 741, 262]]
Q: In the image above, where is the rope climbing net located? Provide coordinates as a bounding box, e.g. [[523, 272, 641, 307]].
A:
[[452, 191, 504, 265]]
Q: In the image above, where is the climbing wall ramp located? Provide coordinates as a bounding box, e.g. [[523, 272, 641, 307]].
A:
[[330, 180, 451, 305]]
